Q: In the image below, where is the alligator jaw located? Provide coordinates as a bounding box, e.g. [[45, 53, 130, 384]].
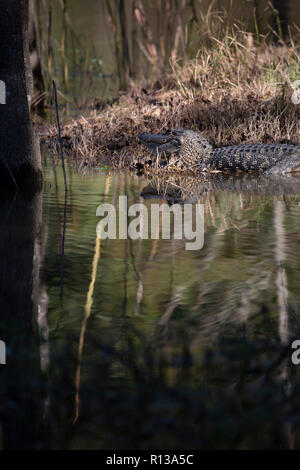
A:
[[138, 130, 181, 157]]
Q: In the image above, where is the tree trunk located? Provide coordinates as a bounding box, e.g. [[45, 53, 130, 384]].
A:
[[118, 0, 132, 79], [0, 0, 42, 189], [273, 0, 289, 41], [0, 189, 47, 449], [28, 0, 45, 111]]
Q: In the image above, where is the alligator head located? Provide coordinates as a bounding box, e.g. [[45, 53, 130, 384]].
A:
[[138, 128, 212, 169]]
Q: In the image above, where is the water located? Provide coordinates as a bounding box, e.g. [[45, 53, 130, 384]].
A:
[[1, 155, 300, 449]]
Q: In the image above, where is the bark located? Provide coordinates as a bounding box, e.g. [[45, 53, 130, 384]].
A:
[[0, 189, 46, 449], [118, 0, 132, 78], [131, 0, 139, 78], [0, 0, 42, 187], [28, 0, 45, 110], [273, 0, 289, 40], [105, 0, 127, 90], [171, 0, 186, 61], [133, 0, 161, 73]]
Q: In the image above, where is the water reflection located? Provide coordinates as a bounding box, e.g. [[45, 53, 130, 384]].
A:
[[141, 172, 300, 202], [0, 188, 47, 449], [1, 159, 300, 449]]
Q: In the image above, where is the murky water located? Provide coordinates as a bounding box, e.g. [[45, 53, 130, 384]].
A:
[[1, 154, 300, 449]]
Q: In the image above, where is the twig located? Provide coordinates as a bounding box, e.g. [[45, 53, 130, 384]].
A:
[[52, 80, 67, 193], [53, 80, 67, 302]]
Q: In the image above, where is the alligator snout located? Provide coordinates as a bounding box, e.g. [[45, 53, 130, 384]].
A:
[[138, 130, 181, 156], [138, 132, 172, 144]]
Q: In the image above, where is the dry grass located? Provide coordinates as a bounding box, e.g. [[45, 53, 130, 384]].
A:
[[44, 29, 300, 170]]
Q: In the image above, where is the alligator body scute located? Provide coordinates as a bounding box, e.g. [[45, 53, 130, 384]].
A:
[[138, 129, 300, 175]]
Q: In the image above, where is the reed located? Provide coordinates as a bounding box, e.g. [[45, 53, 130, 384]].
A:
[[34, 0, 99, 106], [34, 1, 293, 108]]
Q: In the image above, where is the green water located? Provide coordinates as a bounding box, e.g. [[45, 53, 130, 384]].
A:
[[1, 155, 300, 449]]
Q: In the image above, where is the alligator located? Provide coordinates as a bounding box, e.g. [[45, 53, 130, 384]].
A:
[[138, 128, 300, 176]]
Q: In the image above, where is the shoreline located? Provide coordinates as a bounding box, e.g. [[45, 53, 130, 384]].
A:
[[42, 41, 300, 172]]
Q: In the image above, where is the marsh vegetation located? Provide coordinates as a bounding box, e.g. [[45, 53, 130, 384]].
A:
[[38, 1, 300, 171]]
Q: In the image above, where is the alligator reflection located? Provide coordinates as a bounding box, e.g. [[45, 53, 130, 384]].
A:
[[141, 172, 300, 203]]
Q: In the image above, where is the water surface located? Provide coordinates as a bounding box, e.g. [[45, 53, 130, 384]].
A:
[[1, 155, 300, 449]]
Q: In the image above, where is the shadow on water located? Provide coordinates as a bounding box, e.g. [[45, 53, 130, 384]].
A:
[[1, 159, 300, 449]]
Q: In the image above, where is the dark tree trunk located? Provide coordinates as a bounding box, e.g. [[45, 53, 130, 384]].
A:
[[273, 0, 289, 40], [119, 0, 132, 79], [28, 0, 45, 111], [0, 0, 42, 189], [0, 189, 48, 449], [0, 1, 46, 449]]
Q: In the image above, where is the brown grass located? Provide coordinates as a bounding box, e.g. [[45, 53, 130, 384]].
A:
[[44, 30, 300, 170]]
